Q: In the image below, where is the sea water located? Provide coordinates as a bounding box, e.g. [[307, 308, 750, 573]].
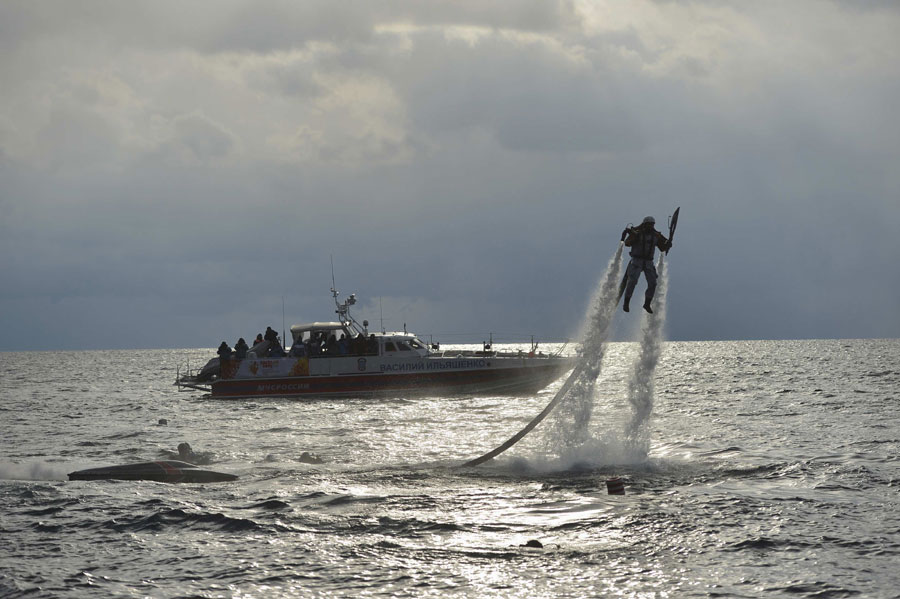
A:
[[1, 339, 899, 598]]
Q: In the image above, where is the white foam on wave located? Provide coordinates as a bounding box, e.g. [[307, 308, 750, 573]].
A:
[[542, 433, 656, 472]]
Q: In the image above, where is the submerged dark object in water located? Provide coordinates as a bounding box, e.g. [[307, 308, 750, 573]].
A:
[[606, 477, 625, 495], [177, 442, 197, 463], [68, 460, 237, 483], [299, 451, 324, 464]]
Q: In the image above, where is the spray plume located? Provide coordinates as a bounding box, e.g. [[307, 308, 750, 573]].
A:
[[544, 243, 625, 453], [625, 255, 668, 452], [457, 244, 625, 468], [459, 243, 671, 468]]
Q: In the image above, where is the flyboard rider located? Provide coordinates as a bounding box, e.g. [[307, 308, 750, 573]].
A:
[[620, 216, 672, 313]]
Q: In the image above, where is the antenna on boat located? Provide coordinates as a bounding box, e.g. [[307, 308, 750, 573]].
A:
[[330, 255, 338, 303], [330, 254, 343, 318], [282, 296, 286, 346], [329, 256, 364, 334], [380, 297, 385, 334]]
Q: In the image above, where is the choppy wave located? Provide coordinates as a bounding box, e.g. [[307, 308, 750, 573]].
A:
[[105, 508, 281, 534]]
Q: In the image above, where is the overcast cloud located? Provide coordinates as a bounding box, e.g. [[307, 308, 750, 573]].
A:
[[1, 0, 898, 350]]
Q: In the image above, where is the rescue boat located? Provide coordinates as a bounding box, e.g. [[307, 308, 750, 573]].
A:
[[176, 290, 574, 399]]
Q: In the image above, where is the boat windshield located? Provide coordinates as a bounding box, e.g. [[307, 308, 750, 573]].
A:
[[384, 338, 427, 353]]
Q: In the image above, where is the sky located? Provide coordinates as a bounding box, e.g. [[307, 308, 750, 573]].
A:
[[1, 0, 899, 351]]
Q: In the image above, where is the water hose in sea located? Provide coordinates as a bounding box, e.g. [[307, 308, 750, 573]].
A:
[[458, 209, 679, 468], [457, 360, 589, 467], [458, 242, 627, 467]]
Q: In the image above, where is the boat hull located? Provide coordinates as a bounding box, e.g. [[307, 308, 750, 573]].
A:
[[209, 359, 573, 399]]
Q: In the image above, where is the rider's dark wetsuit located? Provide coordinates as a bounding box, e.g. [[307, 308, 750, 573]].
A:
[[622, 222, 670, 313]]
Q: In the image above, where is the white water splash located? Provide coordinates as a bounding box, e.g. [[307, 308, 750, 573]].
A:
[[528, 430, 659, 473], [0, 461, 72, 481], [536, 250, 670, 469], [625, 255, 668, 455], [543, 244, 625, 453]]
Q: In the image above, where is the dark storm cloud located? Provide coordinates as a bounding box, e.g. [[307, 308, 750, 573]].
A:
[[1, 1, 898, 349]]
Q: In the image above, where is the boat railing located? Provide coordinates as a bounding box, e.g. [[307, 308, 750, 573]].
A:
[[430, 338, 574, 359], [431, 349, 560, 359], [174, 362, 212, 393]]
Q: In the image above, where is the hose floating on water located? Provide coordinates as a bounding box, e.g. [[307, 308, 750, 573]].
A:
[[458, 361, 589, 467]]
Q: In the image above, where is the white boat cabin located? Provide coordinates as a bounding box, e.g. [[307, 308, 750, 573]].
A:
[[289, 322, 431, 358]]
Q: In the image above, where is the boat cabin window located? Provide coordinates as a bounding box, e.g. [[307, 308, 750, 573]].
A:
[[396, 342, 411, 351], [384, 341, 397, 352]]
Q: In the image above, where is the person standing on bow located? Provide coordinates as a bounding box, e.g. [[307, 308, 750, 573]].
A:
[[233, 338, 249, 360], [621, 216, 671, 313]]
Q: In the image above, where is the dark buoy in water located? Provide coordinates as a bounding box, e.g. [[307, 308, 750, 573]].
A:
[[521, 539, 543, 548], [606, 477, 625, 495], [158, 418, 168, 426], [299, 451, 324, 464]]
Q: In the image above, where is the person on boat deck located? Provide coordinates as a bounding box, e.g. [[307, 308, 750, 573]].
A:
[[367, 334, 378, 355], [253, 333, 264, 347], [263, 326, 285, 356], [354, 333, 366, 355], [217, 341, 233, 361], [326, 334, 338, 355], [337, 334, 350, 356], [289, 337, 307, 357], [621, 216, 671, 314], [234, 338, 249, 360]]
